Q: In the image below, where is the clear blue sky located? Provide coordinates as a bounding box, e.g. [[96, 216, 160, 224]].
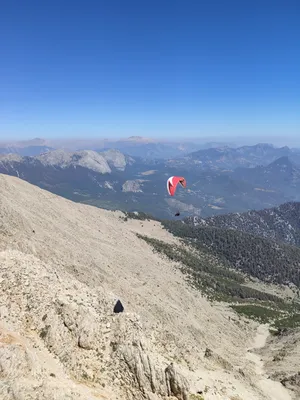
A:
[[0, 0, 299, 140]]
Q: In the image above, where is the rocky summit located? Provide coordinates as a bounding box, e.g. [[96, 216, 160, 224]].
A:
[[0, 174, 296, 400]]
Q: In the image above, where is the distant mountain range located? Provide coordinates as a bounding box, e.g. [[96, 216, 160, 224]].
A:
[[1, 143, 300, 219], [0, 136, 199, 159], [169, 143, 300, 170], [3, 137, 300, 163], [0, 138, 54, 156]]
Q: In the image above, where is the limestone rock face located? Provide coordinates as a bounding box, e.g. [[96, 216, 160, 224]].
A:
[[0, 249, 191, 400], [0, 148, 133, 176], [122, 179, 144, 192], [165, 363, 189, 400], [114, 339, 189, 400], [37, 149, 112, 174], [102, 149, 128, 171]]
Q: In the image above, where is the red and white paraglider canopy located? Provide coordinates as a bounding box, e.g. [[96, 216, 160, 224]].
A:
[[167, 176, 187, 196]]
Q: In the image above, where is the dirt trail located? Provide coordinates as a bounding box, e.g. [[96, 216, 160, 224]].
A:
[[246, 324, 292, 400]]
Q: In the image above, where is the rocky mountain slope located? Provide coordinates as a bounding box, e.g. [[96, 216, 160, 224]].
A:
[[0, 148, 133, 174], [0, 174, 297, 400], [185, 202, 300, 248], [36, 148, 133, 173]]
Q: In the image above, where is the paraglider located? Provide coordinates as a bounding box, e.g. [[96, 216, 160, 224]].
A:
[[166, 176, 186, 217], [166, 176, 186, 196]]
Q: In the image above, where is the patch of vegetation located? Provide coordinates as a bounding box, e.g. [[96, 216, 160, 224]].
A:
[[39, 325, 50, 339], [123, 211, 159, 221], [161, 220, 300, 289], [189, 394, 204, 400], [274, 313, 300, 329], [230, 305, 283, 324], [137, 233, 284, 304], [137, 232, 300, 329], [231, 304, 300, 329]]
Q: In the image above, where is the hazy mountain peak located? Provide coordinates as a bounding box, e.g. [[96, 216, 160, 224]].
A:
[[102, 148, 129, 170], [72, 150, 112, 173], [37, 149, 112, 174], [35, 148, 137, 174], [10, 137, 49, 148], [270, 155, 292, 166], [254, 142, 274, 149], [123, 136, 155, 143], [28, 137, 46, 144], [37, 149, 72, 166], [266, 156, 297, 175]]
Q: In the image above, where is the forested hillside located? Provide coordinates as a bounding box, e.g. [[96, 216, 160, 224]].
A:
[[186, 202, 300, 247], [162, 220, 300, 288]]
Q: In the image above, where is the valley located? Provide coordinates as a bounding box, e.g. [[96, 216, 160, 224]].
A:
[[1, 142, 300, 220]]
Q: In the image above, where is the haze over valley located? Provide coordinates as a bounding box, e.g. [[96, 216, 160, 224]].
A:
[[1, 137, 300, 219]]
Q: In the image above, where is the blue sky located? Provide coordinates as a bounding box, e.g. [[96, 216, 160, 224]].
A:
[[0, 0, 299, 141]]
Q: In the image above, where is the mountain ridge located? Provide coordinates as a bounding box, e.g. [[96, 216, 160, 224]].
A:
[[2, 138, 300, 163], [1, 172, 292, 400], [186, 143, 300, 169], [185, 201, 300, 248]]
